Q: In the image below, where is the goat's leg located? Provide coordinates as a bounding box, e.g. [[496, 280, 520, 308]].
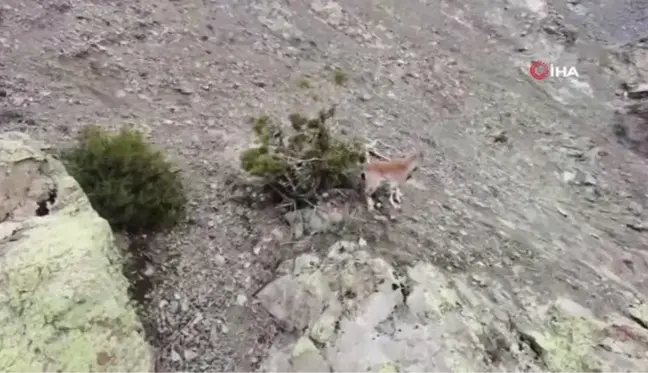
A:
[[388, 187, 402, 210], [394, 187, 403, 204], [366, 195, 376, 211]]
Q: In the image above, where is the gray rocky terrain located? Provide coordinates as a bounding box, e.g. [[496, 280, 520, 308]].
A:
[[0, 132, 153, 371], [1, 0, 648, 371]]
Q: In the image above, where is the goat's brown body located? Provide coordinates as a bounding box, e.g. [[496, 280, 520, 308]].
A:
[[363, 152, 420, 211]]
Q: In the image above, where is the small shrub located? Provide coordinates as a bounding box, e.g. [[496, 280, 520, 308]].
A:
[[297, 77, 312, 89], [333, 68, 348, 86], [240, 106, 365, 208], [61, 125, 187, 234]]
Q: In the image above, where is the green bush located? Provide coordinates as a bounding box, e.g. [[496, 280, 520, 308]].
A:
[[240, 106, 365, 207], [61, 125, 187, 234]]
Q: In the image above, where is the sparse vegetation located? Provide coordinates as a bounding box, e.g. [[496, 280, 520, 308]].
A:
[[240, 106, 366, 208], [333, 68, 348, 86], [297, 76, 312, 89], [61, 125, 187, 234]]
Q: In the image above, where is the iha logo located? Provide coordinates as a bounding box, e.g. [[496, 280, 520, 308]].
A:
[[529, 60, 579, 80]]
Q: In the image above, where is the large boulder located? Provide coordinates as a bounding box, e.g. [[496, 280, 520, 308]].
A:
[[0, 132, 153, 371], [257, 239, 648, 372]]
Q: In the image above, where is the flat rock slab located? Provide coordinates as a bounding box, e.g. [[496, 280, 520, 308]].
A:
[[0, 132, 153, 371]]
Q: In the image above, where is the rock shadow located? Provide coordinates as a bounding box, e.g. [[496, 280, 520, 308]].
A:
[[613, 100, 648, 157]]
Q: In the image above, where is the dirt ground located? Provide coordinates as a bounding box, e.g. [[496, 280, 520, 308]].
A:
[[1, 0, 648, 371]]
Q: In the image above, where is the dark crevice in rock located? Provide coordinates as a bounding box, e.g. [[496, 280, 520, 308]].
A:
[[398, 279, 411, 303], [35, 201, 49, 216], [0, 109, 23, 124], [626, 312, 648, 331], [47, 188, 57, 204], [120, 235, 159, 344], [517, 329, 545, 364], [35, 188, 58, 217], [308, 335, 326, 350], [612, 102, 648, 157], [478, 327, 510, 365]]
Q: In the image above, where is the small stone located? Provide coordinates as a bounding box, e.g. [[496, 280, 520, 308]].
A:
[[214, 254, 225, 265], [308, 210, 331, 233], [292, 221, 305, 239], [627, 83, 648, 99], [284, 211, 300, 225], [183, 349, 199, 361], [562, 171, 576, 183], [627, 201, 643, 216], [358, 237, 367, 247], [294, 253, 320, 274], [236, 294, 248, 305], [359, 92, 372, 101], [176, 84, 194, 95], [582, 173, 597, 186], [168, 300, 180, 313], [492, 131, 508, 143], [556, 206, 569, 217], [170, 349, 182, 362], [143, 264, 155, 277], [270, 227, 284, 240], [115, 90, 126, 98], [328, 209, 343, 224], [627, 221, 647, 232], [471, 274, 487, 287], [10, 96, 24, 106]]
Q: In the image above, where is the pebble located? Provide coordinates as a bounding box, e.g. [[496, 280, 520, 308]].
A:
[[10, 96, 24, 106], [359, 92, 372, 101], [168, 300, 180, 313], [176, 84, 194, 95], [562, 171, 576, 183], [170, 349, 182, 362], [184, 349, 199, 361], [627, 83, 648, 99], [214, 254, 225, 266], [582, 173, 597, 186]]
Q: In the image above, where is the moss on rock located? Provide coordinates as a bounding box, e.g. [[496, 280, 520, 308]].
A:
[[0, 132, 152, 372]]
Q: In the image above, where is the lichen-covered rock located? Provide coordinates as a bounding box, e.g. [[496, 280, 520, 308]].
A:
[[0, 132, 153, 372], [519, 298, 648, 372], [256, 239, 648, 372]]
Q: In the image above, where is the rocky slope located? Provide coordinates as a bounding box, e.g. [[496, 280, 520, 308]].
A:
[[258, 240, 648, 372]]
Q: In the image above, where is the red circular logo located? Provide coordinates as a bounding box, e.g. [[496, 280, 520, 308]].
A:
[[529, 60, 550, 80]]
